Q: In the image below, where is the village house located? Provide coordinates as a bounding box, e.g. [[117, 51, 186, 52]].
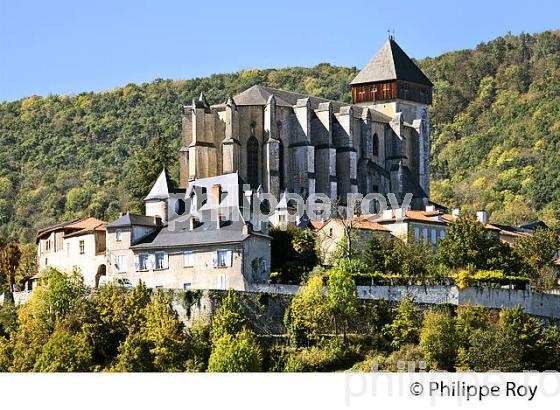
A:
[[36, 217, 107, 287], [105, 171, 271, 290]]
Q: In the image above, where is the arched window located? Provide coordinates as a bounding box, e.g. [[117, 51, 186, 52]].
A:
[[247, 136, 259, 189], [372, 133, 379, 157]]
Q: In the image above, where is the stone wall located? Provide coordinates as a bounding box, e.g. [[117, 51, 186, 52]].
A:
[[170, 285, 560, 334]]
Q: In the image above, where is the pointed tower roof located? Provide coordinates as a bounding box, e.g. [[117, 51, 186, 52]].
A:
[[350, 38, 433, 86], [144, 169, 173, 201]]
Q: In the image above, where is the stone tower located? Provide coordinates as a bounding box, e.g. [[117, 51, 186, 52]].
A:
[[350, 37, 433, 197]]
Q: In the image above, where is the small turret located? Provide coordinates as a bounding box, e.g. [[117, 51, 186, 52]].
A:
[[144, 168, 173, 223]]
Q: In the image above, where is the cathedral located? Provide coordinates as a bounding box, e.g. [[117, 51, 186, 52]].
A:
[[180, 36, 432, 209]]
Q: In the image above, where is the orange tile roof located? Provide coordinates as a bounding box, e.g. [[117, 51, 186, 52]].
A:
[[308, 220, 327, 230], [63, 217, 106, 238], [321, 217, 391, 232], [65, 217, 106, 232]]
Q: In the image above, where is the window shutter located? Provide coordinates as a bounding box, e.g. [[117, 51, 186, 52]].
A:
[[213, 254, 218, 268], [134, 255, 140, 271], [148, 254, 156, 270], [226, 251, 233, 267], [163, 253, 169, 269]]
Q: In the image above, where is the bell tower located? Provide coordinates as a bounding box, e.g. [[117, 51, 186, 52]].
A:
[[350, 37, 433, 198]]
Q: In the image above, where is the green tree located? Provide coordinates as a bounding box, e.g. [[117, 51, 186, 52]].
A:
[[514, 228, 560, 289], [327, 263, 358, 339], [437, 214, 521, 273], [142, 290, 188, 371], [361, 236, 390, 273], [210, 290, 248, 345], [34, 328, 93, 372], [207, 329, 262, 372], [185, 320, 212, 372], [113, 291, 187, 372], [285, 274, 329, 347], [499, 305, 560, 371], [462, 326, 522, 371], [383, 297, 422, 350], [0, 243, 21, 291], [419, 309, 457, 370], [125, 132, 176, 212]]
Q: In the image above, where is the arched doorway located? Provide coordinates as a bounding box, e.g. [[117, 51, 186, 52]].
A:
[[95, 264, 106, 289]]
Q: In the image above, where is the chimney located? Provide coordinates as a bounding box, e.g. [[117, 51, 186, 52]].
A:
[[425, 204, 436, 212], [476, 210, 488, 224], [452, 208, 460, 218], [154, 216, 162, 225], [243, 223, 251, 235], [394, 208, 406, 220], [189, 216, 197, 231], [217, 214, 225, 230], [211, 184, 222, 207]]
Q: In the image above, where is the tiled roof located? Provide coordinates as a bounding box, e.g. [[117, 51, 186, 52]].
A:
[[37, 217, 106, 240], [36, 218, 81, 237], [320, 217, 391, 232]]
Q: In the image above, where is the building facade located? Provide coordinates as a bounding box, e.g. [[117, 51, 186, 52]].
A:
[[36, 217, 107, 287], [179, 38, 432, 209]]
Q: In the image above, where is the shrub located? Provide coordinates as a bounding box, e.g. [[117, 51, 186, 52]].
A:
[[383, 297, 422, 350], [285, 274, 329, 347], [419, 309, 457, 370], [283, 340, 361, 372], [207, 329, 262, 372], [210, 290, 248, 345], [34, 329, 93, 372]]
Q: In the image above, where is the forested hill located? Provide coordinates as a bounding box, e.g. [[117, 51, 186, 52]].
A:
[[0, 31, 559, 242]]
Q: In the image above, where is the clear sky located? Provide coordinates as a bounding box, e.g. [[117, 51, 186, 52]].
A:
[[1, 0, 558, 102]]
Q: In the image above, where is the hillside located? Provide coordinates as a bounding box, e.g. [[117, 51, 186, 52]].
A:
[[0, 31, 559, 242]]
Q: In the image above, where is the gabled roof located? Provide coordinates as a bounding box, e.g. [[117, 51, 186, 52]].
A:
[[232, 85, 392, 123], [350, 39, 433, 86], [37, 218, 81, 238], [63, 217, 106, 238], [36, 217, 106, 241], [319, 217, 391, 232]]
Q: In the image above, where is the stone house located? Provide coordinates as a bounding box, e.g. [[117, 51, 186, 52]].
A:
[[105, 171, 271, 290], [36, 217, 107, 287], [315, 217, 392, 264]]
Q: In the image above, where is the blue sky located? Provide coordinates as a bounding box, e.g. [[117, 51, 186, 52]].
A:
[[0, 0, 558, 102]]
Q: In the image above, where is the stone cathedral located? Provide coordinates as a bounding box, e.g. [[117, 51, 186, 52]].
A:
[[178, 37, 432, 209]]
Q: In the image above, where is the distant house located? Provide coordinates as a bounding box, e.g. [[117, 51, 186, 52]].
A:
[[36, 217, 107, 287], [315, 217, 391, 264]]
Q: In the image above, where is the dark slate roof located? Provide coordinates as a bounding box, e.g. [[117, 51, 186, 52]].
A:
[[517, 220, 549, 231], [130, 208, 267, 250], [350, 39, 433, 86], [232, 85, 392, 123], [106, 213, 162, 229]]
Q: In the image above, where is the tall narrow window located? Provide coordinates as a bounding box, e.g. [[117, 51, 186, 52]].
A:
[[278, 138, 285, 190], [79, 240, 85, 255], [247, 135, 259, 189], [372, 133, 379, 157]]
